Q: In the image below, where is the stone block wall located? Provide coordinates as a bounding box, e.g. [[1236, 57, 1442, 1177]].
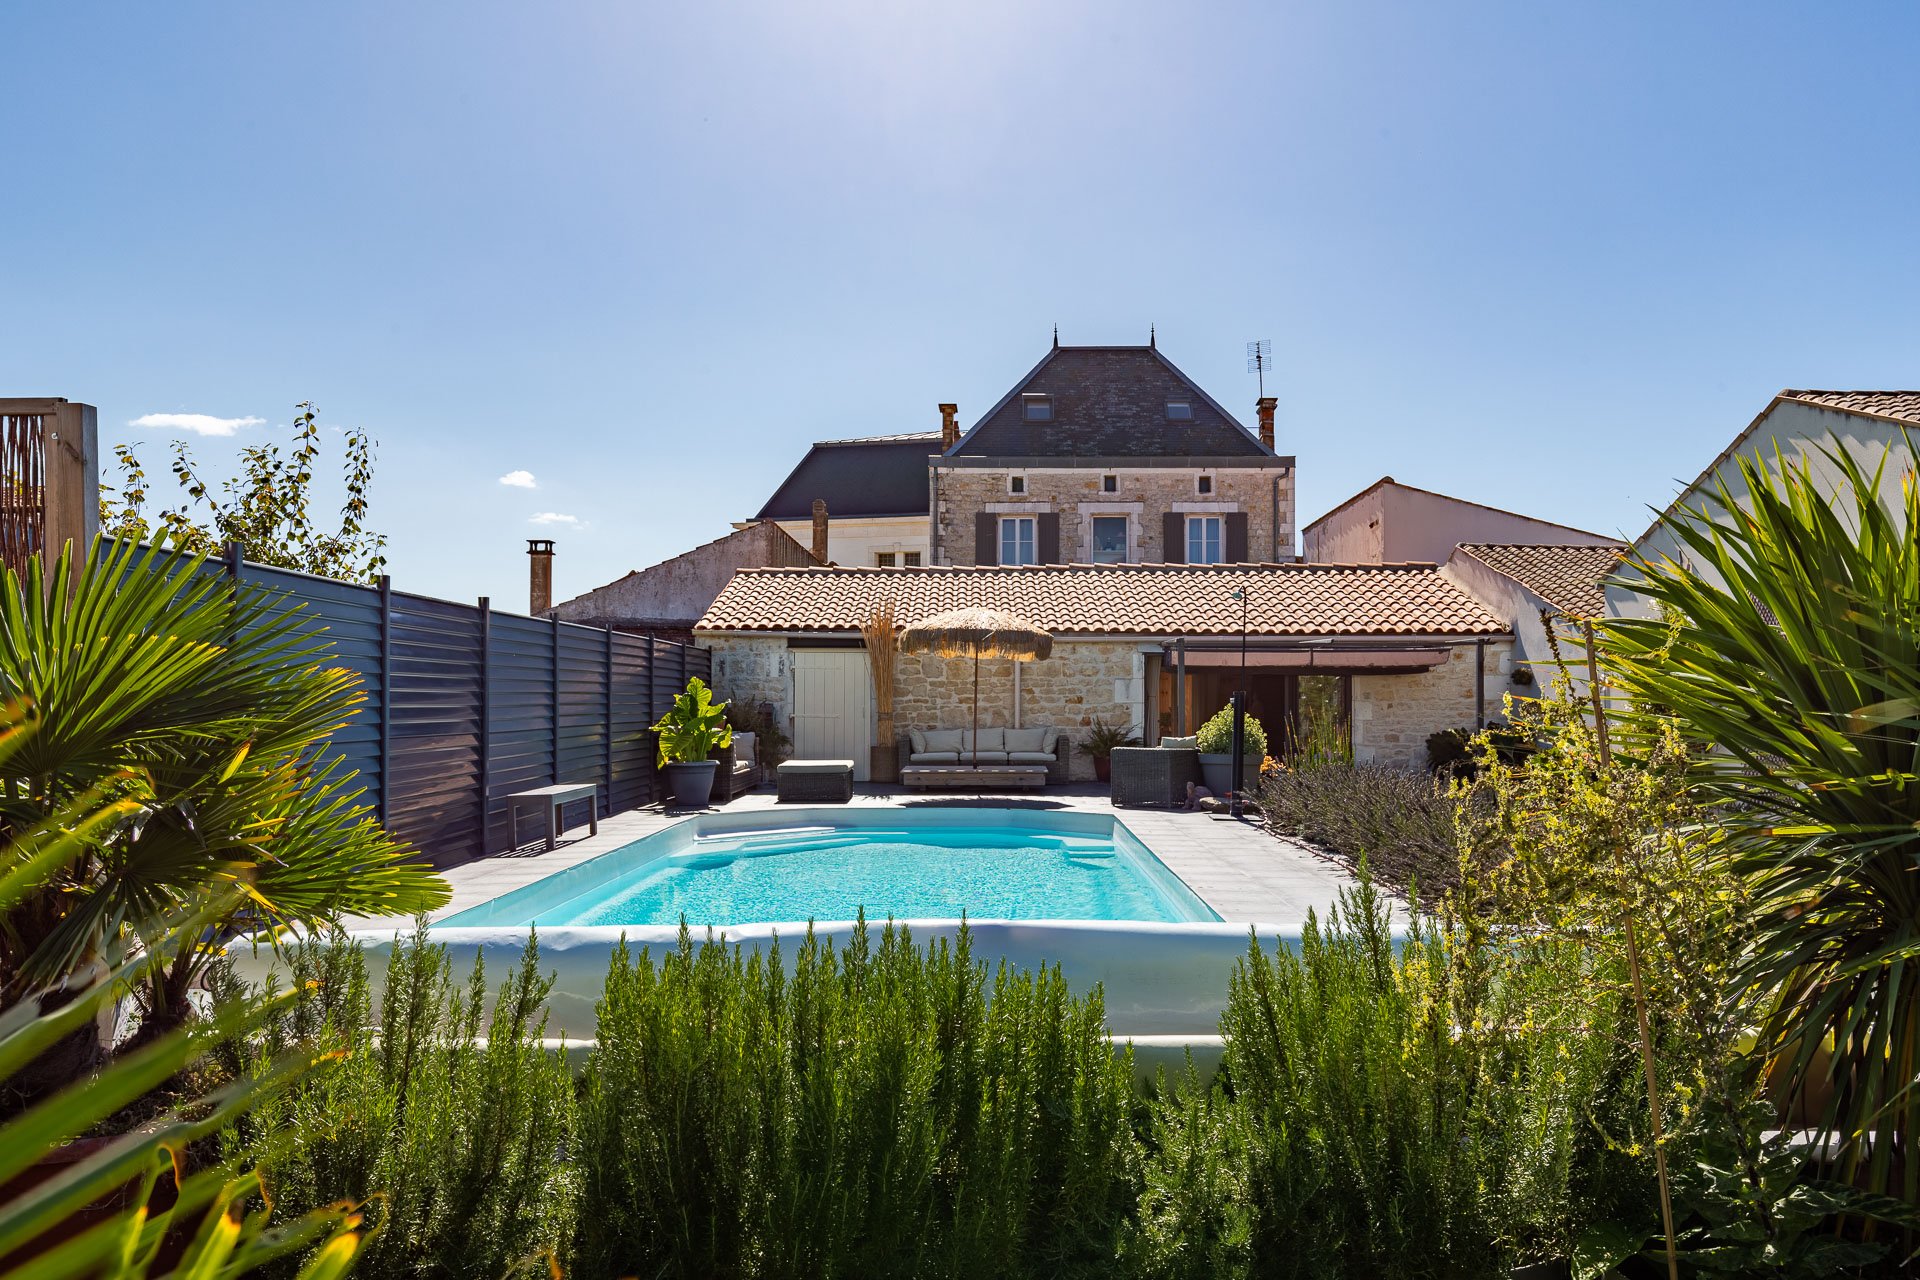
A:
[[1351, 640, 1513, 770], [934, 466, 1294, 566]]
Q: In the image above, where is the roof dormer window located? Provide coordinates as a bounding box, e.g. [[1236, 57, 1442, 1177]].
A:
[[1022, 394, 1052, 421], [1166, 399, 1193, 420]]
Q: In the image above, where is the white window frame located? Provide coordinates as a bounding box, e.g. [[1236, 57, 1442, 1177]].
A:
[[1102, 473, 1118, 492], [1022, 395, 1052, 421], [1166, 399, 1193, 420], [1195, 473, 1214, 495], [1089, 514, 1129, 565], [1000, 516, 1037, 566], [1187, 515, 1223, 564], [1008, 474, 1026, 495]]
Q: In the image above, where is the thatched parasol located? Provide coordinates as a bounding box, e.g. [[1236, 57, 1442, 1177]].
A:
[[897, 608, 1053, 766]]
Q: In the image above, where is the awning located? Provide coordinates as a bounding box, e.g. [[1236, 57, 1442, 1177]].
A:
[[1172, 647, 1452, 674]]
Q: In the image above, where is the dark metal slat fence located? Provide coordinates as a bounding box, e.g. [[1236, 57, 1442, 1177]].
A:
[[208, 543, 708, 867]]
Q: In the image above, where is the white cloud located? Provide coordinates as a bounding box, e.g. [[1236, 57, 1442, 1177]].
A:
[[529, 512, 580, 527], [128, 412, 265, 437], [498, 469, 537, 489]]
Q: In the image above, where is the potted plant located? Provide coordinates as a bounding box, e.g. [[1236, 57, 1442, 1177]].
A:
[[1196, 704, 1267, 797], [651, 677, 733, 808], [1081, 717, 1140, 783]]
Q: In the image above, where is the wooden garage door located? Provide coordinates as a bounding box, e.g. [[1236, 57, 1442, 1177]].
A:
[[791, 649, 873, 780]]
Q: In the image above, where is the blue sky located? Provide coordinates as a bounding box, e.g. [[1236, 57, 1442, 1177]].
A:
[[4, 1, 1916, 607]]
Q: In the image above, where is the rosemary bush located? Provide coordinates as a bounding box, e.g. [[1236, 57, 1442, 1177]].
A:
[[1216, 878, 1621, 1278], [576, 918, 1137, 1280], [230, 923, 578, 1279]]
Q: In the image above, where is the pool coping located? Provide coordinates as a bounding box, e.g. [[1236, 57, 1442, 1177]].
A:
[[353, 784, 1359, 932]]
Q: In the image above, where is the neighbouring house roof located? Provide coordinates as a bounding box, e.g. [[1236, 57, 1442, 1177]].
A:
[[549, 521, 819, 629], [1303, 475, 1614, 541], [1778, 390, 1920, 424], [697, 562, 1507, 637], [752, 432, 940, 522], [1454, 542, 1628, 618], [947, 345, 1272, 459]]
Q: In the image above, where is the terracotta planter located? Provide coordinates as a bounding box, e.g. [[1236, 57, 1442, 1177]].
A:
[[664, 760, 718, 808], [1093, 755, 1112, 783]]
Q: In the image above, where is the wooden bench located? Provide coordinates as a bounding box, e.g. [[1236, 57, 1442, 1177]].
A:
[[507, 783, 599, 851], [899, 765, 1049, 790]]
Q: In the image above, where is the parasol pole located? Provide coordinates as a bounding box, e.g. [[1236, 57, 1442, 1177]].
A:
[[972, 653, 980, 766]]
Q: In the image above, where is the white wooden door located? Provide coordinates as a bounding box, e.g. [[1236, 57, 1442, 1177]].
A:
[[791, 649, 873, 780]]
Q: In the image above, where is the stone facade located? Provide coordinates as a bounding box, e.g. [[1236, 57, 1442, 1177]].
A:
[[704, 635, 1148, 781], [1351, 640, 1513, 769], [933, 465, 1294, 566]]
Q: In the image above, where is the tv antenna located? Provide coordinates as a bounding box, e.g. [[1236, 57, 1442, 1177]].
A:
[[1246, 340, 1272, 397]]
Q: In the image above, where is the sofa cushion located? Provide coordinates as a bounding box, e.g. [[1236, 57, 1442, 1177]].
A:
[[909, 729, 930, 754], [924, 729, 964, 753], [967, 750, 1010, 764], [1004, 727, 1047, 754], [909, 751, 960, 765], [1159, 735, 1200, 750], [733, 732, 756, 767], [1008, 751, 1055, 765], [962, 727, 1006, 751]]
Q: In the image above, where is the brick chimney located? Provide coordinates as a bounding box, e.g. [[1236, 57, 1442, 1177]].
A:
[[1256, 396, 1277, 452], [810, 499, 829, 562], [527, 538, 554, 614], [939, 403, 960, 450]]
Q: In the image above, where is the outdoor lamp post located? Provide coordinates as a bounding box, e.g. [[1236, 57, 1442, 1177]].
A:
[[1230, 585, 1249, 819]]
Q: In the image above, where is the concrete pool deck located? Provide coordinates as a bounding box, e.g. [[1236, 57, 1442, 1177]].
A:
[[364, 782, 1359, 930]]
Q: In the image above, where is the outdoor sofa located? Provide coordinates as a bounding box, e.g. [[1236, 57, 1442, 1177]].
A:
[[709, 731, 760, 802], [897, 727, 1072, 788]]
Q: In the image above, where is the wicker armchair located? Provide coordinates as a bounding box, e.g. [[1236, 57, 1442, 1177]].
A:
[[708, 736, 761, 803], [1108, 745, 1202, 808]]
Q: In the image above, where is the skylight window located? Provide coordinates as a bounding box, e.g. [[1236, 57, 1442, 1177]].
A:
[[1166, 399, 1193, 420], [1023, 394, 1052, 421]]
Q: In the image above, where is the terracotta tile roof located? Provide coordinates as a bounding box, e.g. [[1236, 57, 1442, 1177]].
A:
[[697, 562, 1507, 637], [1780, 391, 1920, 424], [1455, 543, 1628, 618]]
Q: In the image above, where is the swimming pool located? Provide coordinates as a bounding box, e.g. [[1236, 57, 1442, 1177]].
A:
[[438, 815, 1218, 928]]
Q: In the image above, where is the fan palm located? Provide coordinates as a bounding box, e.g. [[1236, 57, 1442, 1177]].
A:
[[1600, 435, 1920, 1203], [0, 538, 447, 1048]]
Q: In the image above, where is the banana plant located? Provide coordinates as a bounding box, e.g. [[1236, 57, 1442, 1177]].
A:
[[649, 677, 732, 767]]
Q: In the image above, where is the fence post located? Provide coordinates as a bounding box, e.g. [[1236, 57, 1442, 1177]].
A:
[[378, 574, 392, 826], [478, 598, 492, 854], [550, 614, 561, 788], [604, 626, 614, 818]]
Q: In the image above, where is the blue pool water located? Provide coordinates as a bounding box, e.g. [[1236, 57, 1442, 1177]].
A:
[[441, 821, 1218, 927]]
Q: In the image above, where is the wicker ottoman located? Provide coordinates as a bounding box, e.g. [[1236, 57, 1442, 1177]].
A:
[[776, 759, 855, 804], [1109, 747, 1203, 808]]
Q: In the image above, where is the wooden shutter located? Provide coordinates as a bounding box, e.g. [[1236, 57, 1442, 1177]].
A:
[[1225, 512, 1249, 563], [1162, 512, 1185, 563], [1036, 512, 1060, 565], [975, 512, 998, 566]]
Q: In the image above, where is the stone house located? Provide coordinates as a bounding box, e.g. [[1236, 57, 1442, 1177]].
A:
[[931, 338, 1297, 567], [696, 562, 1512, 780], [742, 431, 941, 568]]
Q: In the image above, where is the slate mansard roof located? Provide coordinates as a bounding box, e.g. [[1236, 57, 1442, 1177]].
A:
[[948, 345, 1274, 459], [752, 432, 940, 521], [697, 562, 1507, 638], [1454, 542, 1628, 618]]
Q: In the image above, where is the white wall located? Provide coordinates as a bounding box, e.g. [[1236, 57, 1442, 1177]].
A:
[[1609, 401, 1916, 618], [773, 514, 927, 567], [1305, 481, 1617, 565]]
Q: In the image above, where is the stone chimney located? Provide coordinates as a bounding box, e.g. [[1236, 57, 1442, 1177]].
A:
[[527, 538, 554, 614], [1256, 396, 1277, 452], [939, 403, 960, 450], [810, 500, 829, 562]]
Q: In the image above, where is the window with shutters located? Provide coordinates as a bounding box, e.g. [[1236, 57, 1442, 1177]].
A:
[[1000, 517, 1036, 565], [1187, 516, 1223, 564]]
